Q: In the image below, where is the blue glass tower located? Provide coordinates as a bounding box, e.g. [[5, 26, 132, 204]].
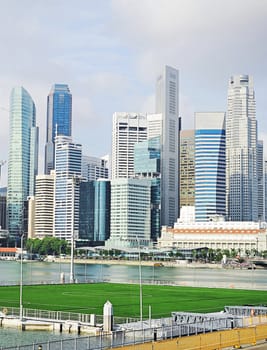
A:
[[45, 84, 72, 174], [195, 112, 226, 221], [7, 87, 39, 239]]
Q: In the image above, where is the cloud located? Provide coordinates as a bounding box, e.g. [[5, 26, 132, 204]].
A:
[[1, 0, 267, 186]]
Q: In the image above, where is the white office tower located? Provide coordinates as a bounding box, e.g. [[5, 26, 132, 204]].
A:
[[155, 66, 179, 226], [107, 178, 151, 248], [111, 113, 147, 179], [226, 75, 258, 221], [257, 140, 264, 221], [82, 155, 109, 181], [34, 172, 55, 238], [54, 136, 82, 242]]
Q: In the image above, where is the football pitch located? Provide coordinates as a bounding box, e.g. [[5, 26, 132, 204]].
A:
[[0, 283, 266, 319]]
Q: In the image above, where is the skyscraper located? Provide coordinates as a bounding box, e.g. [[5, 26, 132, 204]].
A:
[[179, 130, 195, 208], [111, 112, 147, 179], [94, 179, 111, 242], [34, 173, 55, 238], [226, 75, 258, 221], [108, 178, 151, 248], [134, 136, 161, 241], [54, 136, 82, 242], [155, 66, 180, 226], [44, 84, 72, 174], [195, 112, 226, 221], [7, 87, 39, 239]]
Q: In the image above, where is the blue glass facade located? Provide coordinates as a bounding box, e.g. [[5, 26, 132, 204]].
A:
[[195, 126, 226, 221], [45, 84, 72, 174], [79, 180, 111, 243], [7, 87, 39, 239]]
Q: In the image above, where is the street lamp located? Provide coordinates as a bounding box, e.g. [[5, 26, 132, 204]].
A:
[[69, 174, 82, 283]]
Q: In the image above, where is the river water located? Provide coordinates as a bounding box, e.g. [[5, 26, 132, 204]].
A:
[[0, 260, 266, 347]]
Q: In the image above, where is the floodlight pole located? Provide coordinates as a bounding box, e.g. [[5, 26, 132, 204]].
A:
[[136, 236, 143, 322], [19, 233, 24, 320], [70, 176, 75, 283]]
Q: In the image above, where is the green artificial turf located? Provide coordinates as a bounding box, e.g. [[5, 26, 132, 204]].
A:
[[0, 283, 266, 319]]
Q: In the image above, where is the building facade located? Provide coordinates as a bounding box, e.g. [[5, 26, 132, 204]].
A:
[[195, 112, 226, 221], [257, 140, 264, 221], [226, 75, 258, 221], [111, 112, 147, 179], [155, 66, 180, 226], [94, 179, 111, 242], [0, 187, 7, 230], [54, 136, 82, 242], [7, 87, 39, 240], [34, 173, 55, 238], [134, 136, 161, 241], [44, 84, 72, 175], [82, 155, 109, 181], [108, 178, 151, 248], [179, 130, 195, 208]]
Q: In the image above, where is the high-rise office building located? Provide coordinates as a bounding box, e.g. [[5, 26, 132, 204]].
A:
[[111, 112, 147, 179], [44, 84, 72, 175], [257, 140, 264, 221], [179, 130, 195, 208], [54, 136, 82, 242], [34, 173, 55, 238], [79, 181, 95, 242], [226, 75, 258, 221], [155, 66, 180, 226], [0, 188, 7, 230], [94, 179, 111, 242], [134, 136, 161, 241], [82, 155, 109, 181], [108, 178, 151, 248], [7, 87, 39, 239], [195, 112, 226, 221]]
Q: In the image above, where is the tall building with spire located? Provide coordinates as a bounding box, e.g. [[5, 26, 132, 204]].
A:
[[226, 75, 258, 221], [7, 87, 39, 240], [44, 84, 72, 175], [155, 66, 180, 226]]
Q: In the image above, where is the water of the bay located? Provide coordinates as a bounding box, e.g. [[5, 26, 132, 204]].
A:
[[0, 259, 266, 347]]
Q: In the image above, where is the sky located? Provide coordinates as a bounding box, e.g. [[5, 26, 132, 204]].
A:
[[0, 0, 267, 186]]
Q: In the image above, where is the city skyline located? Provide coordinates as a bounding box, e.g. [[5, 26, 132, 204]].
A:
[[0, 1, 267, 187]]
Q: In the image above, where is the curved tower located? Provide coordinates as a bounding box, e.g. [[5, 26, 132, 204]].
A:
[[7, 87, 39, 240]]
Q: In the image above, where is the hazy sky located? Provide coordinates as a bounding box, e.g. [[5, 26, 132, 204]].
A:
[[0, 0, 267, 186]]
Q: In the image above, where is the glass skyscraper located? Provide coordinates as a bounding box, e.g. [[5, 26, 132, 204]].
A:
[[94, 179, 110, 242], [134, 136, 161, 241], [54, 136, 81, 242], [195, 112, 226, 221], [7, 87, 39, 239], [44, 84, 72, 174], [155, 66, 180, 226], [226, 75, 258, 221]]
